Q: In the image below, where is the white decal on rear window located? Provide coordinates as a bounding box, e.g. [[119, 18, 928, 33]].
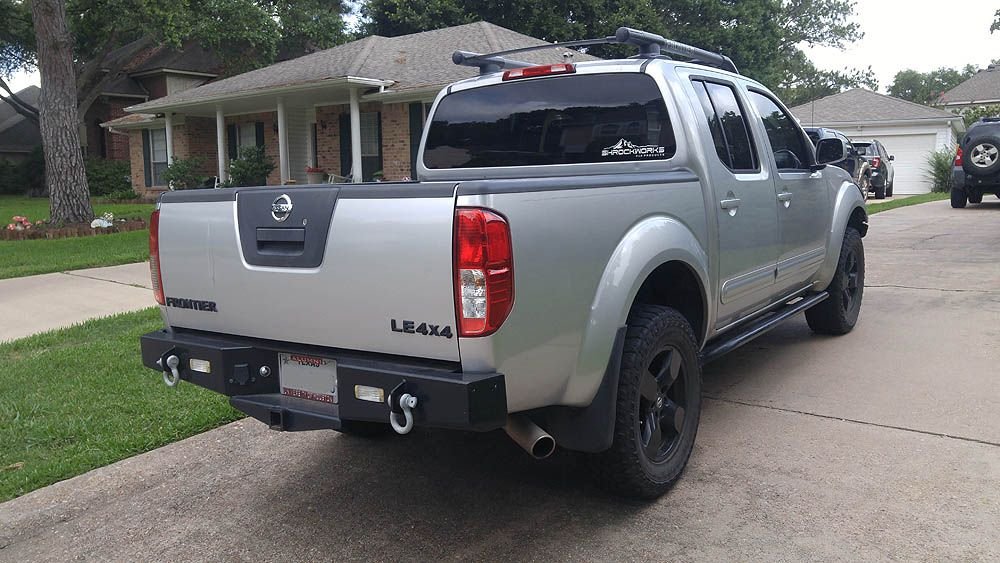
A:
[[602, 139, 666, 158]]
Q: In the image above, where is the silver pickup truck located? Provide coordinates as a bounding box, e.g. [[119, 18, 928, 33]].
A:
[[141, 28, 867, 499]]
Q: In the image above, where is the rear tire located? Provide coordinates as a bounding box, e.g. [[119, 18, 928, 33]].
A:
[[858, 174, 871, 198], [872, 176, 885, 199], [951, 187, 967, 208], [591, 305, 701, 499], [806, 227, 864, 335], [968, 191, 983, 204]]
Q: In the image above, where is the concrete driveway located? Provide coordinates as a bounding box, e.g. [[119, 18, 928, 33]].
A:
[[2, 200, 998, 561]]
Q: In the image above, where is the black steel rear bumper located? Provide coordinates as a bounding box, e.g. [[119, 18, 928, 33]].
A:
[[139, 329, 507, 432]]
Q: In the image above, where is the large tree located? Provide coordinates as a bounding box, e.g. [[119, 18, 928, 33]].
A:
[[359, 0, 864, 94], [1, 0, 350, 222], [887, 66, 978, 105], [31, 0, 91, 222]]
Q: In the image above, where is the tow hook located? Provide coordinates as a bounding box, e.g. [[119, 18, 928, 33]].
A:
[[156, 353, 181, 387], [387, 384, 418, 435]]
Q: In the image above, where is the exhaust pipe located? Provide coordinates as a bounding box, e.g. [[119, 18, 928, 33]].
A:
[[504, 415, 556, 459]]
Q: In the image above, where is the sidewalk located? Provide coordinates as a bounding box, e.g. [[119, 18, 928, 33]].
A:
[[0, 262, 154, 342]]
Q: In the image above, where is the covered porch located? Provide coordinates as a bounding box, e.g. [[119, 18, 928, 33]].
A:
[[164, 77, 390, 186]]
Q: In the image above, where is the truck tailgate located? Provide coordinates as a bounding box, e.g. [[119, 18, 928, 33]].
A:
[[156, 184, 460, 361]]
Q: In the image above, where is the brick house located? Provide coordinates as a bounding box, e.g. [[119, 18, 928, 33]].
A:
[[87, 40, 221, 161], [104, 22, 598, 195]]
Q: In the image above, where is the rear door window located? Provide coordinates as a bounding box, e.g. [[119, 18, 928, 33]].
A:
[[691, 79, 758, 172], [748, 91, 811, 171], [423, 74, 676, 169]]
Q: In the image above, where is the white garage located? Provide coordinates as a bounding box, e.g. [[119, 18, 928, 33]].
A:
[[790, 89, 965, 194]]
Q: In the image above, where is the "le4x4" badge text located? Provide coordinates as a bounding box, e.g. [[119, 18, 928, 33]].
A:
[[390, 319, 453, 339]]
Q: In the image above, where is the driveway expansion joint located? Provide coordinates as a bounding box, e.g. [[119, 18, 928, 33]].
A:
[[59, 270, 150, 290], [864, 283, 999, 294], [705, 396, 1000, 448]]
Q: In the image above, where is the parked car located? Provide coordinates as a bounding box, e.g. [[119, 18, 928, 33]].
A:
[[139, 27, 868, 499], [952, 117, 1000, 208], [852, 139, 895, 199], [805, 127, 872, 197]]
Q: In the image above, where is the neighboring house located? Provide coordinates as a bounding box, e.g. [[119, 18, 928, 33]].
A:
[[790, 88, 965, 194], [937, 64, 1000, 111], [106, 22, 599, 195], [0, 86, 42, 163], [0, 42, 220, 167]]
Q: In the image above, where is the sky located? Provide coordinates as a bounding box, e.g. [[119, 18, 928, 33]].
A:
[[4, 0, 1000, 96]]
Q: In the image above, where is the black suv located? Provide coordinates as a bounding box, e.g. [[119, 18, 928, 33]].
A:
[[805, 127, 872, 197], [953, 117, 1000, 208], [852, 139, 895, 199]]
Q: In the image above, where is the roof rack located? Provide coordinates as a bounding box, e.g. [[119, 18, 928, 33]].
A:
[[452, 27, 739, 76]]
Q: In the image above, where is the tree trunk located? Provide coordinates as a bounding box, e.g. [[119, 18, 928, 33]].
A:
[[31, 0, 93, 223]]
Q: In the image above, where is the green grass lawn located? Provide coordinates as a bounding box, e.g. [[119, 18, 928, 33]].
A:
[[0, 309, 242, 502], [866, 192, 949, 215], [0, 195, 155, 280], [0, 229, 150, 279], [0, 195, 153, 223]]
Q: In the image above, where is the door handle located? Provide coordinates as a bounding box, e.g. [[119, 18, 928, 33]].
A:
[[777, 191, 793, 202], [720, 198, 741, 210]]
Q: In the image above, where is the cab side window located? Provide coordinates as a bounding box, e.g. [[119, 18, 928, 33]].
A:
[[691, 79, 758, 172], [748, 91, 811, 171]]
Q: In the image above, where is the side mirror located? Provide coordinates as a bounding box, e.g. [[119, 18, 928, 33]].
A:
[[889, 155, 895, 161], [815, 137, 847, 165]]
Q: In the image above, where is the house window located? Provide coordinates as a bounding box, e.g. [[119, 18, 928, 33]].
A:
[[149, 128, 168, 185], [238, 123, 258, 149], [360, 112, 380, 157]]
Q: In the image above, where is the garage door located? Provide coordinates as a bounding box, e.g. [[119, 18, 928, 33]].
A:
[[871, 133, 938, 194]]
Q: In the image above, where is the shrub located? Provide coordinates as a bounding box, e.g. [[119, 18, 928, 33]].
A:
[[960, 105, 1000, 128], [0, 159, 24, 195], [85, 157, 131, 197], [161, 156, 208, 189], [22, 146, 46, 196], [925, 147, 955, 193], [228, 146, 274, 187]]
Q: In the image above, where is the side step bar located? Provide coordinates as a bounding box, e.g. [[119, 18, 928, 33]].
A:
[[700, 292, 829, 365]]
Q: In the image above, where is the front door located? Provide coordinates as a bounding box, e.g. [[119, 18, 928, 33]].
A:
[[688, 78, 779, 328], [339, 112, 383, 181], [747, 90, 830, 294]]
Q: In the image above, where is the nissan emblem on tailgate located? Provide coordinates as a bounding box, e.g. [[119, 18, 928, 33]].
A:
[[271, 194, 293, 222]]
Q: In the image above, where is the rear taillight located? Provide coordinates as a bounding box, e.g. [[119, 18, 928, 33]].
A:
[[502, 63, 575, 81], [872, 156, 881, 169], [149, 209, 164, 305], [955, 146, 963, 167], [454, 208, 513, 337]]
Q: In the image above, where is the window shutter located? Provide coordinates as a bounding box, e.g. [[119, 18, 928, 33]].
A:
[[408, 102, 424, 176], [339, 113, 351, 177], [375, 112, 383, 177], [227, 124, 238, 161], [255, 121, 265, 148], [142, 129, 152, 187]]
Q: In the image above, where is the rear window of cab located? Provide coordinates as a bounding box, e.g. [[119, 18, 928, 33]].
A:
[[423, 73, 676, 169]]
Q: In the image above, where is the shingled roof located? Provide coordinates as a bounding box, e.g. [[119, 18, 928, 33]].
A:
[[0, 86, 42, 154], [127, 22, 600, 113], [789, 88, 960, 125], [938, 65, 1000, 106]]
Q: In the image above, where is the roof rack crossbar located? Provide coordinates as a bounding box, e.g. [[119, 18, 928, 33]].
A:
[[452, 27, 739, 76]]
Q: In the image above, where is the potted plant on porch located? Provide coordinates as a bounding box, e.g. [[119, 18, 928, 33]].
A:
[[306, 166, 326, 184]]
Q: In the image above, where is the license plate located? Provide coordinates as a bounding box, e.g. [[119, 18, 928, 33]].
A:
[[279, 353, 338, 404]]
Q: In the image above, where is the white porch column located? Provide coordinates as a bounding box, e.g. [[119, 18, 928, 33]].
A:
[[164, 112, 174, 164], [349, 88, 363, 183], [277, 97, 289, 184], [215, 106, 226, 182]]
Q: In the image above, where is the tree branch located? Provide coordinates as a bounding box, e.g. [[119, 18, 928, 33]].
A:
[[76, 36, 153, 120], [0, 75, 40, 123]]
